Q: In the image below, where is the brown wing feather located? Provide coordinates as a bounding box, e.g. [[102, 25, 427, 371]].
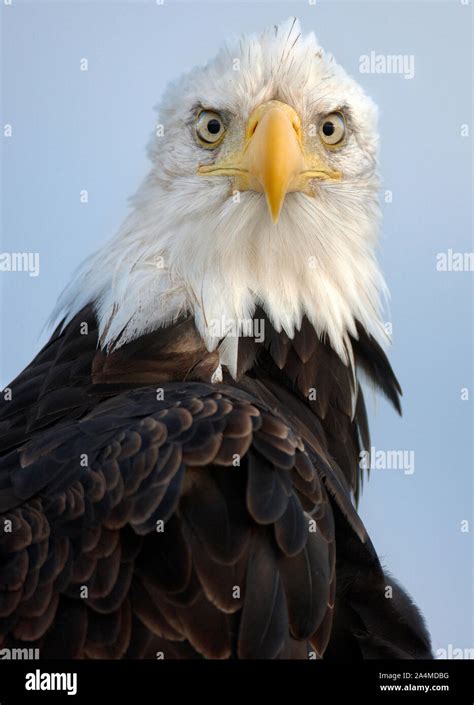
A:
[[0, 306, 431, 660], [0, 375, 337, 658]]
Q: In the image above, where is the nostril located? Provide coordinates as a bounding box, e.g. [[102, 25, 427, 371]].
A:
[[250, 121, 258, 136]]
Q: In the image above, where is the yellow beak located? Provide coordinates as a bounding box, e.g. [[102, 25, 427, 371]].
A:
[[198, 100, 341, 224]]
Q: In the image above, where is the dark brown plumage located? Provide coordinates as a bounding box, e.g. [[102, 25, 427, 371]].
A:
[[0, 305, 431, 659]]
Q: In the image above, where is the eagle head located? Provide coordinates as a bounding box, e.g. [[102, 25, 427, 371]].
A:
[[56, 18, 388, 376]]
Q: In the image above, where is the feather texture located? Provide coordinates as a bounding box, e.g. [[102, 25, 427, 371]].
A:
[[0, 305, 431, 659]]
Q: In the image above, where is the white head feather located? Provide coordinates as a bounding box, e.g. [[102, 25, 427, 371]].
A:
[[54, 17, 388, 377]]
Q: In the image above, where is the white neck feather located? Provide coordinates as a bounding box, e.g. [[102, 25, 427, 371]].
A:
[[53, 173, 388, 378]]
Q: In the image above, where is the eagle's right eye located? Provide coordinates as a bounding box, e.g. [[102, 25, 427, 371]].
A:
[[195, 110, 226, 147]]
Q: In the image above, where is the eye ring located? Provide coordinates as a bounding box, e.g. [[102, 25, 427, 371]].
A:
[[319, 112, 346, 147], [195, 110, 226, 148]]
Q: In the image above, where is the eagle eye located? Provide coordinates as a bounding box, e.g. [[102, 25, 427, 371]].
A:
[[195, 110, 226, 147], [319, 112, 346, 146]]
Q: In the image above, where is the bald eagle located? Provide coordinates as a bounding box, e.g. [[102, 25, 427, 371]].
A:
[[0, 18, 431, 660]]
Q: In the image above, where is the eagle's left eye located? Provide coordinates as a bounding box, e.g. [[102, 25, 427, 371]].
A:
[[195, 110, 226, 147], [319, 112, 346, 146]]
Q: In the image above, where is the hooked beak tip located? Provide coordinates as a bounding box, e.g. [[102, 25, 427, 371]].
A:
[[269, 202, 282, 224]]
